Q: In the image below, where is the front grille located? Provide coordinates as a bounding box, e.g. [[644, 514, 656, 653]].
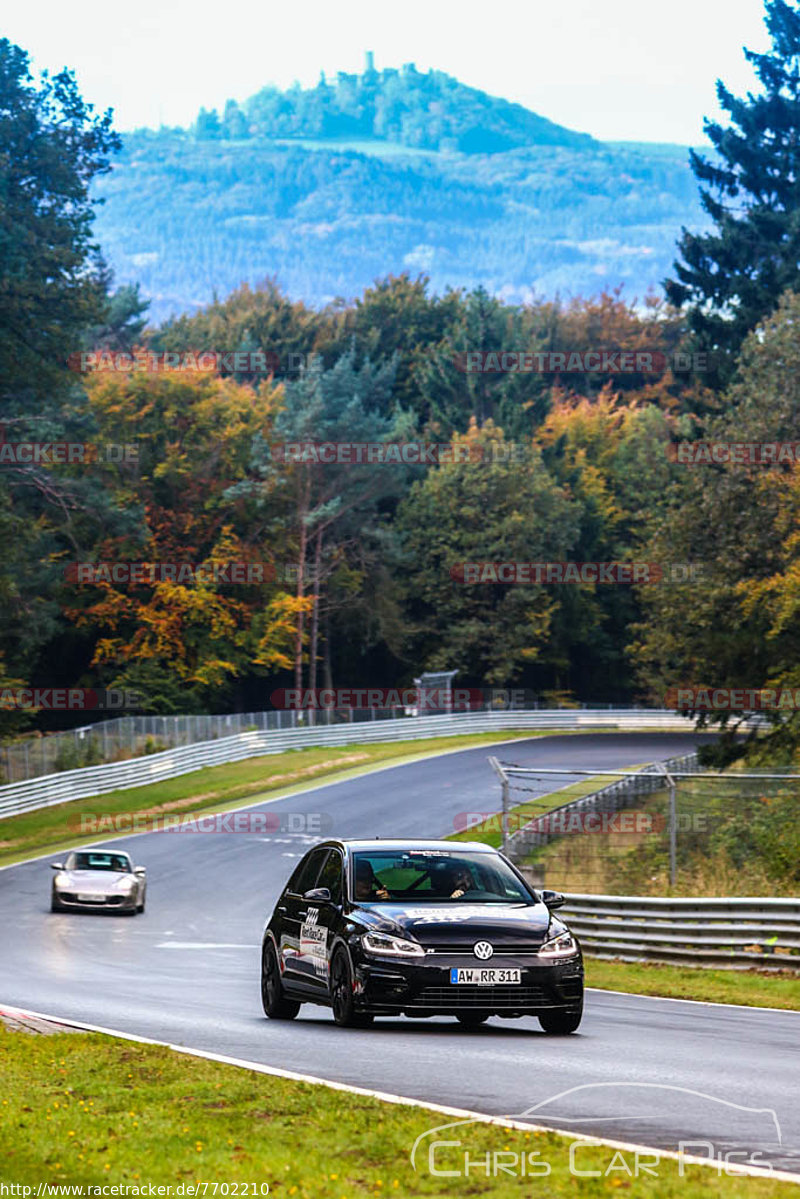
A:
[[425, 943, 543, 956], [410, 985, 552, 1009], [60, 893, 124, 905]]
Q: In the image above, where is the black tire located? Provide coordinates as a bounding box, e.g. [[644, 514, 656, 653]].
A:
[[261, 941, 301, 1020], [330, 947, 373, 1027], [538, 1004, 583, 1034], [50, 892, 63, 913], [456, 1012, 490, 1028], [136, 898, 145, 913]]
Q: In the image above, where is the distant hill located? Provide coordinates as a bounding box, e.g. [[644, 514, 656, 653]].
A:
[[204, 61, 598, 154], [92, 63, 709, 322]]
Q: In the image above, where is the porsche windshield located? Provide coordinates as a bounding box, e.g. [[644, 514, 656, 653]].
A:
[[350, 850, 533, 903], [70, 852, 131, 873]]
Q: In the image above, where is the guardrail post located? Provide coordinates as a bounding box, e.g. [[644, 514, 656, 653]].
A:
[[669, 781, 677, 887], [656, 762, 678, 887], [488, 756, 510, 855]]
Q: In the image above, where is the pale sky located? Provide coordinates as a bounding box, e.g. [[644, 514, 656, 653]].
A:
[[5, 0, 770, 143]]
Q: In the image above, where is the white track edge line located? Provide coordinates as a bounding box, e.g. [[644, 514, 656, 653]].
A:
[[586, 986, 800, 1015], [1, 1001, 798, 1185]]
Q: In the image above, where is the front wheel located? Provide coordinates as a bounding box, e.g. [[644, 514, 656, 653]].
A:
[[261, 941, 301, 1020], [50, 892, 63, 913], [330, 948, 372, 1027], [538, 1004, 583, 1034]]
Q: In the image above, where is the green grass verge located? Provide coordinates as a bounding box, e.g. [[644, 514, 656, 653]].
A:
[[0, 1024, 792, 1196], [586, 957, 800, 1011], [0, 730, 550, 869]]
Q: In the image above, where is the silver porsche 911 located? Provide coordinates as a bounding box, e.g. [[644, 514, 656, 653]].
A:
[[50, 850, 147, 914]]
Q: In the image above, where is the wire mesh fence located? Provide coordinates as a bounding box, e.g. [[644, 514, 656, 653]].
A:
[[484, 757, 800, 899], [0, 707, 406, 783]]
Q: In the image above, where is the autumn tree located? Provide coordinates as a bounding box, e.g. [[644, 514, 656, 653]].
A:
[[632, 289, 800, 761], [69, 367, 300, 711], [229, 347, 410, 703]]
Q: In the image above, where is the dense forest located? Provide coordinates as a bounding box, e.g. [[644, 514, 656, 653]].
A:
[[5, 0, 800, 766]]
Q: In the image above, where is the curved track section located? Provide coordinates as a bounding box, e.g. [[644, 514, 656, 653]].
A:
[[1, 734, 798, 1174]]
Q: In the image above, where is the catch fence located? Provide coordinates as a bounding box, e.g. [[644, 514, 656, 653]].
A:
[[488, 755, 800, 900]]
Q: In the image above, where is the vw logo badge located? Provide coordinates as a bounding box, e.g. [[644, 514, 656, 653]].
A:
[[473, 940, 494, 960]]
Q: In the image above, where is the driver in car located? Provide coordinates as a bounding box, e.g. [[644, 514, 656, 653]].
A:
[[354, 860, 391, 901], [442, 862, 473, 898]]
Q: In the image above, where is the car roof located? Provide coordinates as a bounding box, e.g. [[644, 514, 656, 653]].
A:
[[71, 848, 132, 860], [320, 839, 497, 854]]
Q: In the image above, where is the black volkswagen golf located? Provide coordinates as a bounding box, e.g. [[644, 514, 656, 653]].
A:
[[261, 838, 583, 1032]]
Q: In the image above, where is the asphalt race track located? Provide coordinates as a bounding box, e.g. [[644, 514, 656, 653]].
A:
[[1, 733, 798, 1175]]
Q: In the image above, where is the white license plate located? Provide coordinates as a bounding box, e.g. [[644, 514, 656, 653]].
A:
[[450, 968, 521, 985], [78, 893, 103, 902]]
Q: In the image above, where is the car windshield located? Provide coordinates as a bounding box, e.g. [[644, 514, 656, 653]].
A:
[[71, 852, 130, 873], [350, 850, 533, 904]]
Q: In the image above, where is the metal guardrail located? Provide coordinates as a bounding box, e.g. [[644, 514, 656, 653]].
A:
[[0, 709, 695, 820], [561, 893, 800, 971], [0, 702, 689, 785]]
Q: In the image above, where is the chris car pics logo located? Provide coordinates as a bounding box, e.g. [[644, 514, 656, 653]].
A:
[[409, 1084, 780, 1180]]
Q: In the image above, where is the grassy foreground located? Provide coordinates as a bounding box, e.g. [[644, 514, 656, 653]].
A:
[[0, 1024, 792, 1197], [0, 730, 545, 869]]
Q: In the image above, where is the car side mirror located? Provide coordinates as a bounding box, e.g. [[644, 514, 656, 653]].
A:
[[51, 863, 64, 871], [541, 889, 565, 909], [303, 887, 332, 903], [134, 867, 146, 876]]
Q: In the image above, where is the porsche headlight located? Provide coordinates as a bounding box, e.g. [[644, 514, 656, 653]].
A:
[[53, 873, 67, 889], [362, 931, 425, 958], [538, 931, 579, 959]]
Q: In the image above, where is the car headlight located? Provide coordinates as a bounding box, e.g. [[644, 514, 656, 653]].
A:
[[53, 874, 67, 889], [116, 878, 136, 890], [538, 931, 579, 959], [362, 931, 425, 958]]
